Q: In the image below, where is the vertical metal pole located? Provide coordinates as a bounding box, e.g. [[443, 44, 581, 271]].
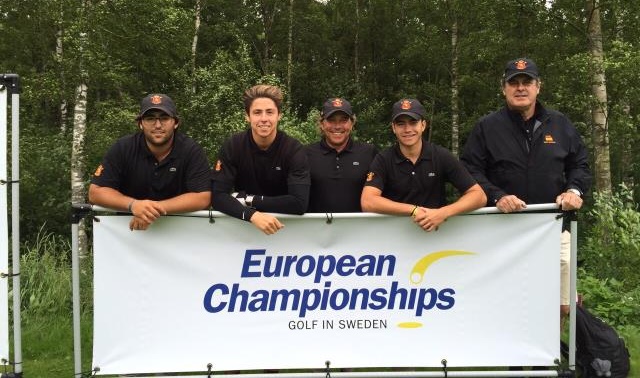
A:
[[71, 220, 82, 377], [9, 77, 23, 376], [0, 82, 8, 373], [569, 220, 578, 372]]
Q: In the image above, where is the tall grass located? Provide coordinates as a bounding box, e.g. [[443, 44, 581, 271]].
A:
[[13, 227, 93, 377]]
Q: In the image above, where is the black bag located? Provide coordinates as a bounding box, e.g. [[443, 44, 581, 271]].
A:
[[575, 306, 630, 377]]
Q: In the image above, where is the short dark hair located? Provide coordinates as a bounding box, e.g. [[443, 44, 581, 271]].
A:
[[243, 85, 283, 114]]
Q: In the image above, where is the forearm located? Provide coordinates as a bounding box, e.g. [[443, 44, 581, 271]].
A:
[[361, 187, 414, 216], [158, 191, 211, 214], [440, 184, 487, 216], [253, 184, 309, 215], [212, 191, 256, 221], [88, 184, 135, 211]]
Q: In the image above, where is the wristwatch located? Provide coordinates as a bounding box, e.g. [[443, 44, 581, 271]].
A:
[[567, 188, 582, 197], [245, 194, 255, 207]]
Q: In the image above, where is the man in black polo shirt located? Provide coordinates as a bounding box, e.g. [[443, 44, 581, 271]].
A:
[[212, 84, 310, 235], [361, 98, 486, 231], [89, 94, 211, 231], [306, 97, 377, 213]]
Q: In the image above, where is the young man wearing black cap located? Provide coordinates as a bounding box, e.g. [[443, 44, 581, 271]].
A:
[[212, 84, 310, 235], [461, 58, 591, 323], [89, 93, 211, 231], [305, 98, 377, 213], [361, 99, 486, 231]]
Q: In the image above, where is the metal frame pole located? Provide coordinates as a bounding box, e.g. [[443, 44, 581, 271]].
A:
[[71, 204, 92, 378], [71, 221, 82, 377], [568, 220, 578, 373], [1, 74, 23, 378]]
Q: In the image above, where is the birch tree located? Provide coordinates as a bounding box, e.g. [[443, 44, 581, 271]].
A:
[[70, 1, 89, 257], [191, 0, 203, 93], [586, 0, 612, 193]]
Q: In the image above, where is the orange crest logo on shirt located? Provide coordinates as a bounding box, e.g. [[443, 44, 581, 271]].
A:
[[214, 160, 222, 171], [332, 98, 343, 108], [401, 100, 412, 110], [544, 134, 555, 144], [150, 95, 163, 105], [93, 164, 104, 177], [366, 172, 375, 182], [515, 60, 527, 70]]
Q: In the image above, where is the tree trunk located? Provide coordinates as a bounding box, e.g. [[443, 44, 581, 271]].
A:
[[71, 0, 90, 257], [71, 82, 89, 258], [450, 18, 460, 157], [191, 0, 202, 93], [286, 0, 294, 107], [56, 29, 68, 133], [586, 0, 612, 194], [354, 0, 360, 89], [260, 0, 275, 74]]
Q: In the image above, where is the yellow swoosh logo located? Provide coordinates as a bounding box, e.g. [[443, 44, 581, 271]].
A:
[[410, 250, 475, 284]]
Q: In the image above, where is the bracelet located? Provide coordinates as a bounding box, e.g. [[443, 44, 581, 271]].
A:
[[567, 188, 582, 197], [127, 199, 135, 213], [410, 205, 419, 217]]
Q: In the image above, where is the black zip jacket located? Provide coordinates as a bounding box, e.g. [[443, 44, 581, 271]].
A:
[[461, 102, 591, 206]]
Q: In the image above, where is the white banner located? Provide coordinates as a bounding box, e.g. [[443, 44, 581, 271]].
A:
[[93, 212, 562, 375], [0, 89, 9, 365]]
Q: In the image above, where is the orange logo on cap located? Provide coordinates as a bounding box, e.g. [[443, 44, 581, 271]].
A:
[[150, 95, 163, 105], [93, 164, 104, 177], [332, 98, 343, 108], [515, 60, 527, 70], [544, 134, 555, 144], [401, 100, 412, 110], [214, 160, 222, 172], [366, 172, 375, 182]]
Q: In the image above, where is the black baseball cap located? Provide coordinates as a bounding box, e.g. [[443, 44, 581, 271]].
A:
[[503, 58, 539, 81], [391, 99, 426, 122], [138, 94, 177, 119], [321, 98, 354, 119]]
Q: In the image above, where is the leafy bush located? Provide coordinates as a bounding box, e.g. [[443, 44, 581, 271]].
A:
[[581, 184, 640, 291], [578, 184, 640, 328], [577, 268, 640, 327]]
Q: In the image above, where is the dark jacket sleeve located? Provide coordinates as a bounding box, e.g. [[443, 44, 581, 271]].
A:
[[252, 146, 310, 214], [460, 121, 505, 205], [212, 180, 257, 222], [563, 125, 591, 196], [211, 139, 257, 222]]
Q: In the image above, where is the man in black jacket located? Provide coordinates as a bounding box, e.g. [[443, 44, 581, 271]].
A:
[[212, 84, 310, 235], [461, 58, 591, 323]]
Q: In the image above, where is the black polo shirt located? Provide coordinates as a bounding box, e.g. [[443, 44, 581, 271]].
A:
[[365, 140, 476, 207], [91, 131, 211, 200], [306, 138, 377, 212], [212, 130, 310, 220]]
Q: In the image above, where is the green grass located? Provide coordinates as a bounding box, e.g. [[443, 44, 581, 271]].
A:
[[22, 314, 93, 377], [620, 325, 639, 377]]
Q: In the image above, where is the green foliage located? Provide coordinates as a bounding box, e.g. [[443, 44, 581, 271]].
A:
[[617, 324, 640, 377], [581, 184, 640, 292], [20, 130, 72, 238], [280, 108, 320, 146], [177, 45, 260, 159], [19, 227, 72, 317], [577, 268, 640, 328]]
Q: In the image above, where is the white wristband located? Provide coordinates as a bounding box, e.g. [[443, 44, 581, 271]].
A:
[[567, 188, 581, 197]]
